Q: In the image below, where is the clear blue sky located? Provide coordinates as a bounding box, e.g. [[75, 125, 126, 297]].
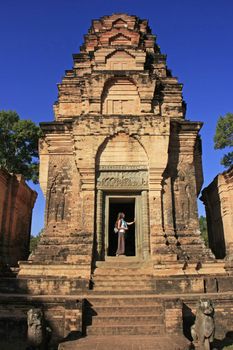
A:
[[0, 0, 232, 235]]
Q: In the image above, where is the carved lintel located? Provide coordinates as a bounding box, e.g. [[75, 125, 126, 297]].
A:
[[97, 170, 148, 190], [98, 165, 148, 171]]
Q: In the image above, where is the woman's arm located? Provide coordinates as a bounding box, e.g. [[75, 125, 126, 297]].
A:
[[126, 220, 135, 225]]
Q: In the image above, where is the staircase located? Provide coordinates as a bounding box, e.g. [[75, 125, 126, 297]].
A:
[[91, 257, 154, 294], [84, 295, 165, 336], [83, 257, 181, 339]]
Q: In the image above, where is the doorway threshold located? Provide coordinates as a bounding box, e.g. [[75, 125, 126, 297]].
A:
[[105, 256, 141, 262]]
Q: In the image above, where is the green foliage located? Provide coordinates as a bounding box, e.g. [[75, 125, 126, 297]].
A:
[[199, 216, 208, 246], [30, 229, 43, 253], [0, 110, 42, 183], [30, 235, 40, 253], [214, 113, 233, 168]]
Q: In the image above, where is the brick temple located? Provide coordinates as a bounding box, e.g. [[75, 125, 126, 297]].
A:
[[0, 169, 37, 266], [1, 14, 233, 350]]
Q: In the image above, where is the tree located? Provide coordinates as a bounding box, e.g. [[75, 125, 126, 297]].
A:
[[30, 235, 40, 253], [199, 216, 208, 246], [30, 229, 43, 253], [0, 110, 42, 183], [214, 113, 233, 168]]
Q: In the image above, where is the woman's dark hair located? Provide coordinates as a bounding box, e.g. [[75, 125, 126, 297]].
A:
[[115, 212, 124, 227]]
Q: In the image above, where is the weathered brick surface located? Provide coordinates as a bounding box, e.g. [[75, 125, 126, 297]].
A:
[[201, 166, 233, 260], [0, 169, 37, 266], [0, 295, 83, 349], [58, 335, 190, 350]]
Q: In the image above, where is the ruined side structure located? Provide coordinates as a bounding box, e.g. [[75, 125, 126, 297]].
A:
[[201, 166, 233, 260], [0, 169, 37, 266]]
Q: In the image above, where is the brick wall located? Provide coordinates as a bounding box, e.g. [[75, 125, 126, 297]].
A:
[[201, 166, 233, 259], [0, 169, 37, 266]]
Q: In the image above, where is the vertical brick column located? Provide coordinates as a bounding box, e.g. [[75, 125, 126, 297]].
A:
[[162, 176, 177, 246], [96, 189, 104, 259], [141, 190, 150, 259], [79, 168, 95, 233], [149, 168, 166, 257]]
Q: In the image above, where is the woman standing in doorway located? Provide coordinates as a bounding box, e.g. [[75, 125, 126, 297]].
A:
[[115, 212, 135, 256]]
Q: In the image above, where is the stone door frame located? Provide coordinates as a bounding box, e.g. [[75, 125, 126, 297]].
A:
[[96, 189, 150, 260], [105, 193, 139, 258], [95, 166, 150, 260]]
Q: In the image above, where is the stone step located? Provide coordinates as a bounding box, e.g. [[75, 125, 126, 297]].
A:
[[93, 284, 152, 290], [91, 315, 164, 325], [87, 304, 164, 316], [93, 274, 152, 280], [58, 335, 190, 350], [96, 261, 145, 268], [92, 289, 153, 294], [104, 257, 141, 261], [95, 264, 150, 268], [86, 324, 164, 335], [32, 251, 92, 260], [30, 255, 92, 264], [92, 281, 152, 287], [93, 284, 153, 291], [94, 268, 151, 275], [86, 296, 163, 306], [32, 253, 92, 261], [88, 290, 155, 295], [87, 305, 163, 315], [93, 280, 152, 286], [93, 272, 152, 279], [33, 245, 92, 253], [93, 273, 152, 279], [95, 259, 150, 265]]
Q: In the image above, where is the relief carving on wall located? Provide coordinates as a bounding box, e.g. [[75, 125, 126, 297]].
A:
[[173, 166, 195, 227], [97, 170, 148, 189], [47, 173, 68, 223], [46, 158, 72, 224]]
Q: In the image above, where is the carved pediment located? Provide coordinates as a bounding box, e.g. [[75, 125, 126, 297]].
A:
[[112, 18, 128, 28], [101, 78, 140, 114], [106, 50, 136, 70], [106, 49, 135, 61], [109, 33, 132, 46]]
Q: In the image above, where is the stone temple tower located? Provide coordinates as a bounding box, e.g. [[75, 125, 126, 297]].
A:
[[20, 13, 215, 286], [3, 14, 233, 348]]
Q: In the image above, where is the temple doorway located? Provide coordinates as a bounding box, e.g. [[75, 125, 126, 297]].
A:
[[96, 190, 150, 260], [108, 197, 135, 256]]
